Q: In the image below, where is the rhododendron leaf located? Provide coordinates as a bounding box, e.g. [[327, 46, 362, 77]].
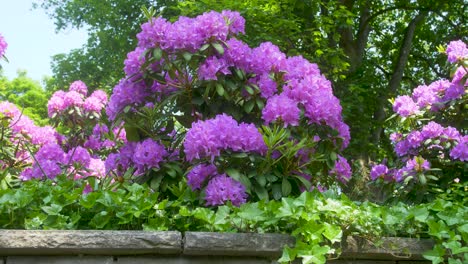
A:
[[212, 43, 224, 55], [244, 100, 255, 113], [254, 183, 269, 201], [124, 125, 140, 142], [182, 52, 192, 62], [244, 85, 254, 95], [215, 83, 224, 96], [256, 98, 264, 110], [272, 184, 282, 200], [256, 175, 267, 187], [200, 43, 210, 52], [153, 48, 163, 61], [282, 178, 292, 196], [191, 96, 204, 105]]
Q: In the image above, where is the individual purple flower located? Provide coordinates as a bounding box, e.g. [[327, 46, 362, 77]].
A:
[[446, 40, 468, 63], [395, 139, 414, 157], [137, 17, 170, 49], [32, 159, 62, 179], [444, 80, 465, 101], [223, 38, 252, 71], [262, 94, 300, 127], [204, 174, 247, 206], [30, 126, 58, 145], [198, 56, 230, 80], [184, 114, 266, 161], [84, 96, 105, 113], [450, 136, 467, 161], [393, 95, 419, 117], [370, 164, 389, 180], [85, 158, 106, 178], [187, 163, 217, 190], [329, 155, 352, 184], [221, 10, 245, 35], [63, 91, 84, 108], [90, 90, 108, 103], [133, 138, 167, 172], [47, 91, 66, 117], [69, 80, 88, 96], [406, 131, 423, 148], [66, 146, 91, 167], [443, 126, 461, 141], [284, 55, 320, 81], [35, 143, 66, 163], [255, 74, 278, 98], [124, 47, 146, 76], [0, 33, 7, 57], [251, 42, 286, 74], [405, 156, 430, 172], [106, 79, 151, 120], [195, 11, 229, 43], [421, 121, 444, 139]]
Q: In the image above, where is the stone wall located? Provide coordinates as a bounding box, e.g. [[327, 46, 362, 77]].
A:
[[0, 230, 432, 263]]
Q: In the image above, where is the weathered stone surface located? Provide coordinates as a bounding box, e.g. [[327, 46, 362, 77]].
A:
[[0, 230, 182, 255], [328, 261, 396, 264], [341, 237, 434, 261], [117, 256, 271, 264], [183, 232, 295, 258], [7, 256, 113, 264]]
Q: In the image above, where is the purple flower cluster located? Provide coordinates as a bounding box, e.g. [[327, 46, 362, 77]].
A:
[[20, 142, 106, 181], [184, 114, 267, 161], [329, 155, 352, 184], [136, 10, 244, 52], [450, 136, 467, 162], [393, 121, 462, 158], [133, 138, 168, 173], [205, 174, 247, 206], [105, 138, 168, 176], [372, 156, 432, 183], [0, 33, 7, 57], [187, 163, 217, 190], [1, 101, 59, 147], [393, 41, 467, 118], [446, 40, 468, 63], [262, 94, 300, 127], [48, 81, 108, 118]]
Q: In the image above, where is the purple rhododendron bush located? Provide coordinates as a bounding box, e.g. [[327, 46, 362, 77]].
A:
[[370, 40, 467, 202], [1, 12, 352, 206]]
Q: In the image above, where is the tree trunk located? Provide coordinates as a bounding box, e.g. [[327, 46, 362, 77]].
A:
[[371, 11, 428, 146]]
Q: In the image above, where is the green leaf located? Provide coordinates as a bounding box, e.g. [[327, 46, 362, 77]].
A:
[[323, 223, 342, 243], [212, 43, 224, 55], [413, 207, 429, 222], [216, 83, 224, 96], [41, 204, 63, 216], [182, 52, 192, 61], [281, 178, 292, 196], [153, 48, 163, 61], [423, 245, 445, 264], [244, 100, 255, 113]]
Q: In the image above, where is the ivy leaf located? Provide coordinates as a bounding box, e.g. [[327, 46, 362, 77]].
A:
[[423, 245, 445, 264], [41, 204, 63, 216], [323, 223, 342, 243]]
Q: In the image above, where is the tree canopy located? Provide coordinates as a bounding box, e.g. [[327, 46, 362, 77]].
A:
[[0, 70, 49, 125]]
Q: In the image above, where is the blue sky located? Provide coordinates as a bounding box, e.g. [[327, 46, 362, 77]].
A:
[[0, 1, 88, 82]]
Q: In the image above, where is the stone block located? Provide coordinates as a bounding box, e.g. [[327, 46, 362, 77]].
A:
[[116, 256, 271, 264], [0, 230, 182, 255], [7, 256, 113, 264], [183, 232, 295, 258]]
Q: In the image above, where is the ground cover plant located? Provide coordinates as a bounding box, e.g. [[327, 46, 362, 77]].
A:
[[0, 10, 467, 264]]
